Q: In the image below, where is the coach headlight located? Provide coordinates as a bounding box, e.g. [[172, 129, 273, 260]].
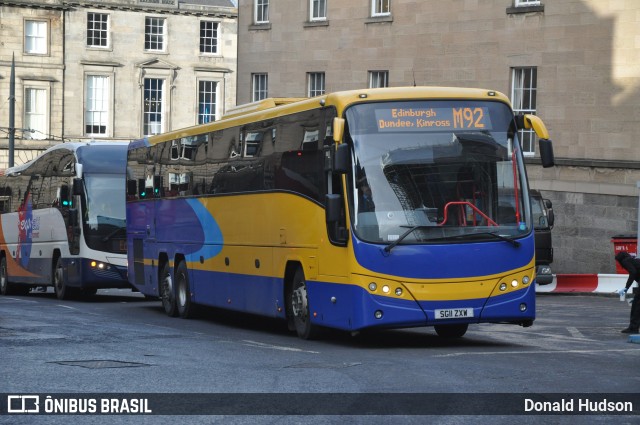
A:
[[353, 274, 408, 299], [497, 268, 535, 293], [90, 260, 108, 270]]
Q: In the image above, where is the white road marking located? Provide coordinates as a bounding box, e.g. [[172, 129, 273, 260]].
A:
[[566, 326, 585, 339], [242, 340, 319, 354], [0, 297, 38, 303], [433, 348, 637, 358]]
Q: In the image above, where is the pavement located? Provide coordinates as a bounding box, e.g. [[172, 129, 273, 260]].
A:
[[536, 273, 639, 344]]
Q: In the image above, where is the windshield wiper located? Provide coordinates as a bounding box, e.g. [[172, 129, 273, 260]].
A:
[[383, 225, 432, 253], [102, 227, 125, 242], [450, 231, 521, 247]]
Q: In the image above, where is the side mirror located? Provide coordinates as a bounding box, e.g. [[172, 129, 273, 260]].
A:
[[538, 138, 555, 168], [72, 178, 84, 196], [521, 114, 555, 168], [334, 143, 351, 174], [68, 208, 78, 227]]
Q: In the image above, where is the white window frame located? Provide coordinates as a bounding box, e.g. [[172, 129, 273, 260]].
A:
[[307, 72, 325, 97], [310, 0, 327, 22], [84, 74, 110, 137], [24, 20, 48, 55], [255, 0, 270, 24], [371, 0, 390, 17], [511, 67, 537, 156], [143, 77, 166, 136], [515, 0, 541, 6], [23, 83, 50, 140], [252, 73, 268, 102], [144, 17, 166, 52], [369, 70, 389, 88], [86, 12, 110, 48], [197, 79, 218, 124], [199, 20, 219, 55]]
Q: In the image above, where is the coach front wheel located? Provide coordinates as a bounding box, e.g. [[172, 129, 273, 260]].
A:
[[176, 261, 195, 319], [160, 262, 178, 317], [53, 256, 70, 300], [288, 267, 319, 340], [434, 323, 468, 338]]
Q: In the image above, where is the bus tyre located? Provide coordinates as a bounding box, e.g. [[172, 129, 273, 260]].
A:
[[176, 261, 194, 319], [53, 257, 70, 300], [289, 268, 319, 340], [1, 257, 11, 296], [434, 323, 468, 338], [160, 262, 178, 317]]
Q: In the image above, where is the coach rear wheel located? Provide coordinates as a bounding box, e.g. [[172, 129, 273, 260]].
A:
[[288, 267, 319, 340], [160, 262, 178, 317], [434, 323, 468, 338], [176, 261, 195, 319]]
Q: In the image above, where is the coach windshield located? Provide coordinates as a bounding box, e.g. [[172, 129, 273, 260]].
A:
[[82, 173, 126, 253], [344, 100, 531, 246]]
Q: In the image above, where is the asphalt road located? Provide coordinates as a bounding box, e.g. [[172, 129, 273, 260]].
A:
[[0, 289, 638, 424]]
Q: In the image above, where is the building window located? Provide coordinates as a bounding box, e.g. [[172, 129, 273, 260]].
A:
[[511, 67, 537, 155], [310, 0, 327, 21], [371, 0, 390, 17], [252, 73, 268, 101], [308, 72, 325, 97], [198, 80, 217, 124], [369, 71, 389, 88], [24, 87, 48, 139], [143, 78, 164, 136], [24, 20, 48, 54], [85, 75, 109, 135], [200, 21, 219, 55], [145, 17, 166, 51], [87, 13, 109, 48], [515, 0, 541, 6], [255, 0, 269, 24]]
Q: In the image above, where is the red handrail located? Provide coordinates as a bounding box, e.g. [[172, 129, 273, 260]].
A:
[[439, 201, 498, 227]]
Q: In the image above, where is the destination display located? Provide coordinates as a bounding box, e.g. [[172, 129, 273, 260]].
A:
[[375, 107, 493, 132]]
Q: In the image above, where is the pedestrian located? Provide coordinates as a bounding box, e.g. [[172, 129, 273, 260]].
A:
[[614, 251, 640, 334]]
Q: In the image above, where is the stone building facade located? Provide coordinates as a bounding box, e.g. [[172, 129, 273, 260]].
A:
[[0, 0, 237, 164], [0, 0, 66, 165], [236, 0, 640, 274]]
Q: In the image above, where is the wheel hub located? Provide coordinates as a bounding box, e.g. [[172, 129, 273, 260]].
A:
[[292, 286, 308, 319], [162, 275, 173, 301]]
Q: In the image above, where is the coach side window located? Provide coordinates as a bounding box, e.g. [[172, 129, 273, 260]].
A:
[[0, 186, 11, 213]]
